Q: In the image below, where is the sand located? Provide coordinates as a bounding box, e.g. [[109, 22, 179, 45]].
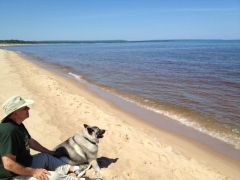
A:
[[0, 49, 239, 180]]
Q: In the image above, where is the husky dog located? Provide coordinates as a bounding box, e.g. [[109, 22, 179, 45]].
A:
[[54, 124, 105, 174]]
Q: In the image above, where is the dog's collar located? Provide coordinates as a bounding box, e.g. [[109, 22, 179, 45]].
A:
[[83, 137, 97, 145]]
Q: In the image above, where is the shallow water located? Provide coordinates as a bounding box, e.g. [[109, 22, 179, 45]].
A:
[[2, 40, 240, 149]]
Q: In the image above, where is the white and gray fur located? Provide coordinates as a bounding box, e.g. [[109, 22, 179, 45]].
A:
[[54, 124, 105, 172]]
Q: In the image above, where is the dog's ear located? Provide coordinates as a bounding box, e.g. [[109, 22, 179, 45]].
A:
[[84, 124, 89, 128]]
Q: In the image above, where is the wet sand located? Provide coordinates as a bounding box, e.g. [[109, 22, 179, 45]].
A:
[[0, 49, 239, 180]]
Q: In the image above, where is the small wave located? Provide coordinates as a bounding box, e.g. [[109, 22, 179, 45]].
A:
[[68, 72, 84, 81]]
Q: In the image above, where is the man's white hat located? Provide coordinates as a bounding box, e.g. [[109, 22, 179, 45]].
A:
[[1, 96, 34, 122]]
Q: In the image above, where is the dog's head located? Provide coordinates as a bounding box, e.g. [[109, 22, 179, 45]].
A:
[[83, 124, 105, 144]]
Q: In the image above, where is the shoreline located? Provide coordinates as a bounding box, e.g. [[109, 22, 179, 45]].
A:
[[0, 49, 239, 179]]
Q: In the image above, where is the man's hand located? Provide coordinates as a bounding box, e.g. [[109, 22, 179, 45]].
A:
[[32, 168, 50, 180]]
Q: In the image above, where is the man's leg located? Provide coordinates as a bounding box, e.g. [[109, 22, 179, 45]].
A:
[[31, 153, 71, 174], [31, 153, 85, 177]]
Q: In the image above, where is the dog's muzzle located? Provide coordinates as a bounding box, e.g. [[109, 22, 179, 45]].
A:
[[97, 129, 105, 138]]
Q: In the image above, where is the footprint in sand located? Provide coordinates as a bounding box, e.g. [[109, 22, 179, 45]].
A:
[[159, 154, 170, 164]]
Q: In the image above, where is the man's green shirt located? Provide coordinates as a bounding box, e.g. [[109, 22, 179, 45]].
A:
[[0, 118, 32, 179]]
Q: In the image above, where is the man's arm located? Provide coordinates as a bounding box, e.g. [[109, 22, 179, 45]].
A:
[[1, 154, 49, 179], [29, 138, 55, 155]]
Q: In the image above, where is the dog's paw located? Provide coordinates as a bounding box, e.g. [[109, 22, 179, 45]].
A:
[[74, 169, 87, 177]]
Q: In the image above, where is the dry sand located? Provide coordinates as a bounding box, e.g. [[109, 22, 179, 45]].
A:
[[0, 49, 239, 180]]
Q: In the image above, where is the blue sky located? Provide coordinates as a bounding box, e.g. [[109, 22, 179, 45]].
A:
[[0, 0, 239, 40]]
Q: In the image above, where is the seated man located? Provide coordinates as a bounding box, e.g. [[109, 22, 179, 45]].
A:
[[0, 96, 82, 180]]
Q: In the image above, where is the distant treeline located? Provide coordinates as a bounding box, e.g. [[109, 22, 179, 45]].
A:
[[0, 39, 129, 44], [0, 40, 35, 44], [0, 39, 175, 44]]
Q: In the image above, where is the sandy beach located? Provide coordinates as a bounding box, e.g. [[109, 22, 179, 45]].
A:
[[0, 49, 239, 180]]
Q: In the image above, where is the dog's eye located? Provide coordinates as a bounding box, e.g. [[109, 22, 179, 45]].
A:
[[87, 128, 94, 135]]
